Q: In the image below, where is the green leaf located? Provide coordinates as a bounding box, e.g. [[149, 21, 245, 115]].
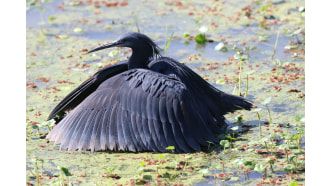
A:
[[157, 154, 166, 159], [41, 119, 56, 127], [220, 140, 230, 147], [284, 45, 299, 50], [230, 177, 240, 181], [251, 108, 262, 113], [233, 159, 244, 166], [226, 135, 237, 140], [214, 42, 225, 51], [234, 54, 241, 60], [48, 15, 55, 21], [235, 115, 243, 123], [289, 182, 299, 186], [139, 161, 146, 166], [211, 163, 222, 170], [166, 146, 175, 150], [243, 70, 255, 75], [198, 169, 209, 175], [254, 164, 265, 172], [198, 26, 208, 33], [284, 164, 295, 172], [243, 160, 256, 170], [259, 5, 269, 12], [231, 126, 239, 131], [279, 144, 290, 150], [164, 32, 174, 52], [216, 79, 226, 85], [240, 55, 249, 61], [74, 27, 83, 33], [183, 32, 190, 37], [298, 7, 305, 13], [262, 97, 272, 105], [195, 34, 207, 44], [58, 166, 72, 176]]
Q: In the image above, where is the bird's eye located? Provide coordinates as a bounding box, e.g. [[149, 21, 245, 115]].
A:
[[121, 39, 127, 43]]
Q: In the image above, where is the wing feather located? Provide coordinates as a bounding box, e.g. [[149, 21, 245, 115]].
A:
[[47, 68, 222, 152]]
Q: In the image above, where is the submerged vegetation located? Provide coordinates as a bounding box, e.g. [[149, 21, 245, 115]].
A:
[[27, 0, 304, 185]]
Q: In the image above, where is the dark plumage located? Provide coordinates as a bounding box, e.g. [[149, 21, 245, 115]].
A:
[[46, 32, 252, 153]]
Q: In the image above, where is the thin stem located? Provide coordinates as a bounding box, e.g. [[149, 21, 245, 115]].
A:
[[271, 31, 280, 60], [238, 60, 242, 96], [256, 112, 262, 137], [245, 74, 249, 98], [266, 104, 272, 124], [264, 141, 269, 153]]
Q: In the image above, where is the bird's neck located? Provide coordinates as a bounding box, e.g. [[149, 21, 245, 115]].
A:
[[128, 49, 153, 69]]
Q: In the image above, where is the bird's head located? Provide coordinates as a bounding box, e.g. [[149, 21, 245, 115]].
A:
[[88, 32, 161, 58]]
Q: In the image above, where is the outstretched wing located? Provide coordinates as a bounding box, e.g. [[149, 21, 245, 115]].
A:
[[47, 61, 128, 120], [47, 69, 219, 153]]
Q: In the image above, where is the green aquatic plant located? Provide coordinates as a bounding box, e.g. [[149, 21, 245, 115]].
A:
[[254, 163, 267, 177], [279, 144, 291, 164], [271, 31, 280, 61], [164, 26, 174, 55], [252, 108, 262, 137], [195, 34, 207, 44], [243, 70, 254, 98], [41, 119, 56, 132], [220, 140, 231, 153], [262, 97, 272, 124]]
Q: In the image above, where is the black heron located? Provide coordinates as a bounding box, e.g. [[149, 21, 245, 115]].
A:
[[46, 32, 252, 153]]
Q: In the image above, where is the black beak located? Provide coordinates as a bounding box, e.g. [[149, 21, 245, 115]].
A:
[[88, 41, 122, 53]]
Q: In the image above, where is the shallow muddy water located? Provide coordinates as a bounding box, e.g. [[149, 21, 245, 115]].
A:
[[27, 0, 305, 185]]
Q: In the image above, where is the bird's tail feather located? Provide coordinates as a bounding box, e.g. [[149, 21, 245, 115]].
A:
[[220, 93, 253, 114]]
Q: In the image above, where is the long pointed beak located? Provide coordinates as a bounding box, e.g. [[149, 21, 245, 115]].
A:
[[88, 41, 122, 53]]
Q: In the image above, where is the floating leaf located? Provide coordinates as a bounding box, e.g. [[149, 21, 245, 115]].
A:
[[243, 70, 255, 75], [284, 45, 298, 50], [139, 161, 146, 166], [220, 140, 230, 147], [279, 144, 290, 150], [258, 35, 268, 42], [195, 34, 207, 44], [284, 164, 295, 172], [198, 26, 208, 33], [48, 15, 55, 21], [57, 35, 69, 39], [74, 27, 83, 33], [233, 159, 244, 166], [216, 79, 226, 85], [231, 126, 239, 131], [289, 182, 299, 186], [251, 108, 262, 113], [298, 7, 305, 13], [254, 164, 265, 172], [214, 42, 225, 51], [211, 163, 222, 170], [109, 50, 119, 57], [41, 119, 56, 127], [240, 55, 249, 61], [262, 97, 272, 105], [198, 169, 209, 175], [230, 177, 240, 181], [183, 32, 190, 37], [244, 160, 256, 170], [259, 5, 269, 12]]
